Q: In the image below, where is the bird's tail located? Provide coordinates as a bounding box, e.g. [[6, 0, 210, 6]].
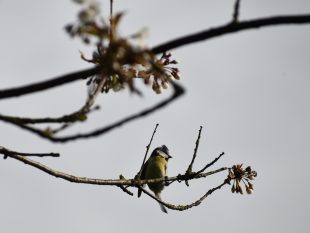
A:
[[138, 185, 144, 197], [155, 193, 168, 214]]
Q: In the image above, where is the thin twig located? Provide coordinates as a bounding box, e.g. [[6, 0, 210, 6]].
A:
[[80, 77, 106, 113], [118, 175, 134, 196], [185, 126, 203, 186], [0, 117, 58, 140], [109, 0, 114, 41], [0, 105, 101, 125], [1, 82, 183, 143], [137, 124, 159, 178], [51, 123, 72, 134], [0, 79, 109, 141], [176, 152, 225, 184], [0, 146, 59, 159], [186, 126, 203, 173], [0, 112, 81, 124], [232, 0, 241, 22], [0, 77, 105, 127], [195, 152, 225, 175], [118, 185, 134, 196]]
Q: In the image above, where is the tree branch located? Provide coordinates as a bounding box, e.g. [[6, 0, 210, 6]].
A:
[[0, 14, 309, 99], [186, 126, 203, 174], [0, 82, 184, 143], [184, 125, 203, 186], [1, 123, 257, 212], [0, 146, 59, 158], [1, 145, 228, 211], [137, 123, 159, 178], [232, 0, 241, 23], [152, 14, 310, 54], [3, 149, 230, 211], [3, 151, 227, 186], [139, 181, 228, 211], [0, 67, 98, 99], [195, 152, 225, 175]]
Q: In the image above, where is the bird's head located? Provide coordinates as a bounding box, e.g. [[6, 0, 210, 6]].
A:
[[151, 145, 172, 160]]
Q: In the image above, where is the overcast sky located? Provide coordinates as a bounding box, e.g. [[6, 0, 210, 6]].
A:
[[1, 0, 310, 232]]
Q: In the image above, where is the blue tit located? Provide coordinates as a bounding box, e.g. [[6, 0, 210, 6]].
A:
[[138, 145, 172, 213]]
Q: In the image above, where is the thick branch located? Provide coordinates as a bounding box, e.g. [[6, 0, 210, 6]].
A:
[[0, 14, 309, 99], [0, 67, 98, 99], [152, 14, 310, 54]]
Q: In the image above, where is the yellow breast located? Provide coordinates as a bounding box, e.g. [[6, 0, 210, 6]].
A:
[[145, 156, 168, 193], [145, 156, 167, 179]]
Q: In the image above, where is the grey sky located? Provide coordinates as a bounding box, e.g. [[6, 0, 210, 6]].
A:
[[1, 0, 310, 232]]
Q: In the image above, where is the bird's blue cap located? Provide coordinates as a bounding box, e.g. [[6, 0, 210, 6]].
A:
[[160, 145, 172, 159]]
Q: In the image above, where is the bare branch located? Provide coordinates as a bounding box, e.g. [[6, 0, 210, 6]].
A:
[[2, 145, 257, 212], [0, 146, 59, 158], [186, 126, 203, 174], [0, 77, 104, 126], [0, 67, 98, 99], [3, 151, 227, 186], [152, 14, 310, 54], [0, 105, 101, 125], [232, 0, 241, 22], [137, 123, 159, 178], [185, 126, 203, 186], [139, 180, 228, 211], [0, 14, 309, 99], [50, 123, 73, 134], [195, 152, 225, 175], [118, 185, 134, 196], [118, 175, 134, 196], [109, 0, 114, 41], [0, 117, 58, 139], [169, 152, 225, 187], [0, 82, 184, 143]]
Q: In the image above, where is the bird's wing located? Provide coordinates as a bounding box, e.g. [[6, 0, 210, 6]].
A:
[[140, 159, 149, 179], [138, 160, 149, 197]]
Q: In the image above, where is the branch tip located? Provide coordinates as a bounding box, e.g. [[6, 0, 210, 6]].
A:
[[232, 0, 241, 23], [137, 123, 159, 178]]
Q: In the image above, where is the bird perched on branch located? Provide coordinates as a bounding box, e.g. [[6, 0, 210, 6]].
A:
[[138, 145, 172, 213]]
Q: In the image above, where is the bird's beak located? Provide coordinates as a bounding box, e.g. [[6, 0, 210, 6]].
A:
[[168, 154, 172, 159]]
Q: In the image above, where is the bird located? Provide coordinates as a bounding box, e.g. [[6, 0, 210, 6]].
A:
[[138, 145, 172, 213]]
